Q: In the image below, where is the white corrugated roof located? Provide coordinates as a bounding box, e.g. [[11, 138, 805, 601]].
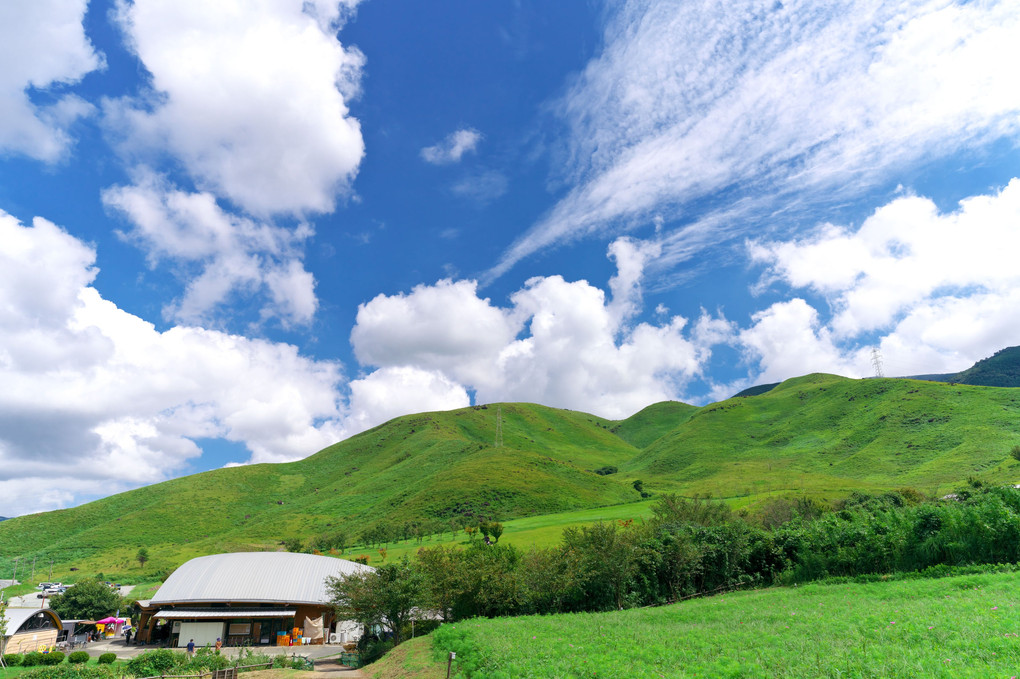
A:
[[3, 608, 60, 635], [151, 552, 372, 606], [154, 608, 296, 619]]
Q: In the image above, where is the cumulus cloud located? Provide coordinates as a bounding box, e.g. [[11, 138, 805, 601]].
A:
[[421, 128, 483, 165], [490, 0, 1020, 279], [352, 239, 731, 419], [346, 367, 471, 434], [0, 0, 102, 161], [106, 0, 365, 216], [740, 179, 1020, 383], [102, 175, 317, 326], [0, 209, 349, 516]]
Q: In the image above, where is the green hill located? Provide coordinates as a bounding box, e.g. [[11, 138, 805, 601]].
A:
[[628, 374, 1020, 498], [1, 376, 1020, 582]]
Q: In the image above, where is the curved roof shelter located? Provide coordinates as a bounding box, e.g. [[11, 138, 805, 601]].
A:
[[152, 551, 371, 605], [3, 608, 62, 635]]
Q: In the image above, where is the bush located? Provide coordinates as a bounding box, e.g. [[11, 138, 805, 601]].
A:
[[68, 650, 91, 664], [23, 665, 114, 678], [3, 653, 23, 666], [98, 653, 117, 665], [22, 651, 44, 666], [186, 651, 230, 671], [42, 651, 66, 665], [126, 648, 183, 676]]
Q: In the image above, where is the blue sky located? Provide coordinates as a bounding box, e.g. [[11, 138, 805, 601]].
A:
[[2, 0, 1019, 517]]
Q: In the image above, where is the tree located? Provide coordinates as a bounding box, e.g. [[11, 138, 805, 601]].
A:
[[0, 599, 8, 668], [136, 548, 149, 568], [326, 557, 427, 645], [488, 522, 504, 543], [49, 579, 123, 622]]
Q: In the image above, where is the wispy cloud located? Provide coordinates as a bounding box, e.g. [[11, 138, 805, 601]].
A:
[[421, 127, 483, 165], [451, 168, 508, 205], [488, 0, 1020, 281]]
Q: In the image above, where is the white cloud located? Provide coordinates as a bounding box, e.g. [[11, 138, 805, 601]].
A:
[[739, 179, 1020, 383], [0, 208, 348, 516], [102, 175, 317, 326], [351, 239, 730, 419], [106, 0, 365, 216], [421, 128, 483, 165], [346, 366, 471, 434], [0, 0, 102, 161], [490, 0, 1020, 279], [451, 169, 508, 204]]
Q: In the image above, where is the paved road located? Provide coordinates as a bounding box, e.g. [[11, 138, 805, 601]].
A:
[[4, 584, 134, 609]]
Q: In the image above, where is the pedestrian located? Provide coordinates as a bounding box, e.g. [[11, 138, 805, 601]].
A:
[[125, 628, 132, 645], [186, 638, 195, 657], [215, 637, 222, 654]]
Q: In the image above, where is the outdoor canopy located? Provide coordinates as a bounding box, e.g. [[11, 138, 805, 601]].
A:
[[95, 617, 126, 624]]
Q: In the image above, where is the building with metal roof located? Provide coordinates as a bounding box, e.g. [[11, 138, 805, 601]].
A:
[[136, 552, 372, 649], [2, 607, 62, 653]]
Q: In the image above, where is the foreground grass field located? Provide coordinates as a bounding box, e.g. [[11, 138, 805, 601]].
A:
[[418, 570, 1020, 678]]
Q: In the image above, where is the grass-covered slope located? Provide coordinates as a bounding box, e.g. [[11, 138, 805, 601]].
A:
[[427, 570, 1020, 678], [0, 403, 643, 577], [627, 374, 1020, 499], [3, 376, 1020, 582]]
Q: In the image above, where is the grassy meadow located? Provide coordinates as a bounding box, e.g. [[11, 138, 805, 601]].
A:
[[425, 570, 1020, 678]]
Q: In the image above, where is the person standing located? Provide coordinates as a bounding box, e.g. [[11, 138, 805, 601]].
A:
[[215, 637, 222, 654], [125, 628, 132, 645], [186, 639, 195, 657]]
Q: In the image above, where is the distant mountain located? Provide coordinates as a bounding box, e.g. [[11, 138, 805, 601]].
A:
[[0, 516, 8, 522], [734, 346, 1020, 398]]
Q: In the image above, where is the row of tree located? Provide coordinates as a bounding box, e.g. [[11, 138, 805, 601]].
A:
[[327, 485, 1020, 644]]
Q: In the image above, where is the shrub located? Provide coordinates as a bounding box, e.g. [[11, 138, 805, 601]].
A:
[[126, 648, 183, 676], [23, 665, 114, 678], [272, 654, 290, 668], [1011, 444, 1020, 462], [42, 651, 66, 665], [186, 652, 230, 671], [68, 650, 91, 664], [98, 653, 117, 665], [22, 651, 44, 666], [3, 653, 23, 666]]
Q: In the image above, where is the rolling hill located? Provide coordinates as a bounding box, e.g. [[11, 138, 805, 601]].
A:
[[1, 374, 1019, 582]]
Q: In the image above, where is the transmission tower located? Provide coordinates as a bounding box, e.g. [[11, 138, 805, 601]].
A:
[[871, 348, 885, 378], [495, 405, 503, 448]]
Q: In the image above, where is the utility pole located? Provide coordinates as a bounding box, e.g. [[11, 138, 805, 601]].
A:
[[31, 556, 36, 580], [494, 406, 503, 448], [49, 559, 53, 580], [871, 348, 884, 378]]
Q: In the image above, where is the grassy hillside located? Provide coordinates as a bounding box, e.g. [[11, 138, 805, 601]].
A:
[[2, 376, 1020, 583], [425, 569, 1020, 678], [0, 403, 644, 579], [628, 374, 1020, 499]]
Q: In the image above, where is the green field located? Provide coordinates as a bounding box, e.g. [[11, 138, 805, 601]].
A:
[[2, 375, 1020, 583], [419, 570, 1020, 678]]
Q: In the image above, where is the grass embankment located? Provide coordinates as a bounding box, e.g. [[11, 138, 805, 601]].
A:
[[423, 570, 1020, 678]]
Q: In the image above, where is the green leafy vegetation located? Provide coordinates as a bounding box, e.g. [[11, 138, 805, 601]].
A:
[[48, 579, 123, 621]]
